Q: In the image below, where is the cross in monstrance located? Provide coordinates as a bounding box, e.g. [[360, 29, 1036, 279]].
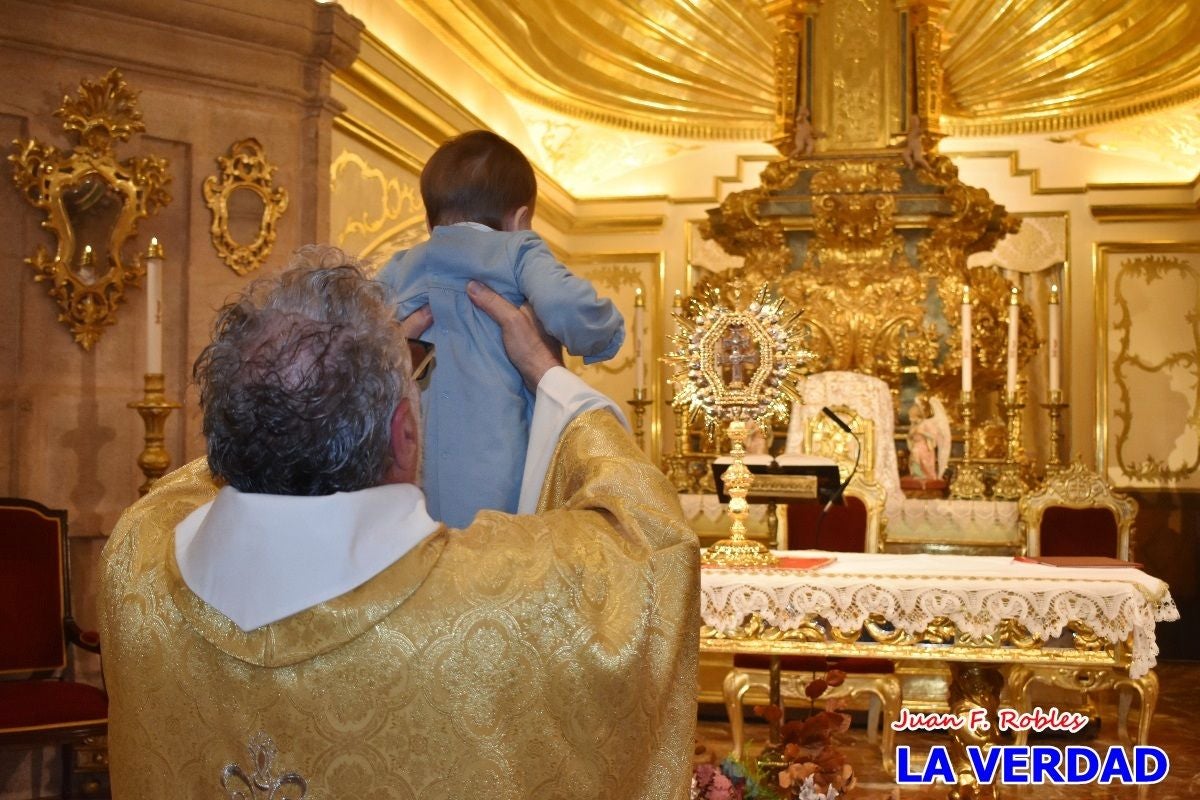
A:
[[719, 325, 758, 388]]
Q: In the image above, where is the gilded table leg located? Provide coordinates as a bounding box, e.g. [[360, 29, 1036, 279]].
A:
[[768, 654, 782, 747], [947, 663, 1004, 800]]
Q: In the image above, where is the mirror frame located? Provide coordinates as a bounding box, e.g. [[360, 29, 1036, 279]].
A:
[[202, 138, 288, 276], [9, 69, 171, 350]]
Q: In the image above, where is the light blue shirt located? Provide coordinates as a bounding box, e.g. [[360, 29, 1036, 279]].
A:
[[378, 225, 625, 527]]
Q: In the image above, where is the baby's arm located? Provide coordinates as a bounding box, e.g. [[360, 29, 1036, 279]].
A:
[[513, 236, 625, 364]]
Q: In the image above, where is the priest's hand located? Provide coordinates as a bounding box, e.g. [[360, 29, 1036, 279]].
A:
[[467, 280, 563, 391], [397, 304, 433, 340]]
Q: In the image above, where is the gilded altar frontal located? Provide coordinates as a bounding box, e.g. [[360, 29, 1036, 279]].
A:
[[1, 0, 1199, 797]]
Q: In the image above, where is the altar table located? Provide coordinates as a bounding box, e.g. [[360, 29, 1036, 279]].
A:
[[699, 551, 1179, 799]]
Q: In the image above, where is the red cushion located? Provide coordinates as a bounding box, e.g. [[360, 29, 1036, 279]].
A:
[[0, 680, 107, 732], [787, 496, 868, 552], [1040, 507, 1120, 557], [734, 653, 895, 674], [0, 504, 66, 672]]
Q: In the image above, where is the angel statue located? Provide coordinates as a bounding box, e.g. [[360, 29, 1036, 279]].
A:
[[791, 106, 825, 158], [901, 114, 932, 171], [907, 394, 951, 480]]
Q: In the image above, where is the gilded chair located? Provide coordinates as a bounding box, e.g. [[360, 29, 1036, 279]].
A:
[[0, 498, 108, 797], [1009, 462, 1152, 747], [722, 475, 900, 770], [785, 371, 902, 507]]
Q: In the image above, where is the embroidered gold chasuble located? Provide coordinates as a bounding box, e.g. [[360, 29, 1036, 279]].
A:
[[99, 411, 699, 799]]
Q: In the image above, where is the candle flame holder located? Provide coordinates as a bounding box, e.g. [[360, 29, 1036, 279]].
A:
[[627, 388, 653, 451], [1042, 390, 1068, 477], [949, 391, 986, 499], [128, 373, 182, 496], [992, 393, 1028, 500]]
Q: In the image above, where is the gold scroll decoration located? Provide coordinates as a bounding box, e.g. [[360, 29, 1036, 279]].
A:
[[8, 69, 171, 349], [203, 139, 289, 276]]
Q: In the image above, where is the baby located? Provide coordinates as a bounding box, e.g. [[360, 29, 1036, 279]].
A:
[[378, 130, 625, 528]]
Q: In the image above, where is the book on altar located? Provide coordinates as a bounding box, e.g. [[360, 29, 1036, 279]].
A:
[[775, 555, 837, 570], [1014, 555, 1143, 569], [710, 453, 842, 505]]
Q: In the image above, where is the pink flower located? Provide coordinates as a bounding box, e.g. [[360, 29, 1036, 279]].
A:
[[709, 771, 737, 800]]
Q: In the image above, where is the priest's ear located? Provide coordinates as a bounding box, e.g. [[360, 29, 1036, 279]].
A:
[[385, 398, 420, 485]]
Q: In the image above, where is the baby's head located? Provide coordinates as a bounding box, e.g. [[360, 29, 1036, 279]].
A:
[[421, 130, 537, 232]]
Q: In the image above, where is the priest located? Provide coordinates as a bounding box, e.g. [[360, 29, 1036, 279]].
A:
[[99, 246, 698, 798]]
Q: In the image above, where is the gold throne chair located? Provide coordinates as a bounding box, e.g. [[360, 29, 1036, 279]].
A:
[[1009, 460, 1154, 747]]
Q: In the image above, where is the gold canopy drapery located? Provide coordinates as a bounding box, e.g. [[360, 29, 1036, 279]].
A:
[[400, 0, 1200, 139]]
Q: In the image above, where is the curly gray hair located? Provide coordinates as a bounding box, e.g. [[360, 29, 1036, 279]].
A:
[[194, 245, 413, 495]]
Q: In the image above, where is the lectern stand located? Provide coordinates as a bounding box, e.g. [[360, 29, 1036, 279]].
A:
[[712, 458, 842, 547]]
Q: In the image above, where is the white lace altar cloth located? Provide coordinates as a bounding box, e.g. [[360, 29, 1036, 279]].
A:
[[888, 498, 1020, 545], [701, 551, 1179, 679]]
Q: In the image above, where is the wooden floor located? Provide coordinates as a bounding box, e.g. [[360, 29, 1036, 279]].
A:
[[696, 660, 1200, 799]]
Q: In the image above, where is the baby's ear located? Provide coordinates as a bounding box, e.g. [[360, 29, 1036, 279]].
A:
[[503, 205, 532, 232]]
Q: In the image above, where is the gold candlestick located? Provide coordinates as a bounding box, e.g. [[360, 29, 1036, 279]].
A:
[[128, 373, 182, 496], [950, 391, 985, 499], [1042, 389, 1068, 476], [627, 388, 653, 451], [992, 393, 1028, 500]]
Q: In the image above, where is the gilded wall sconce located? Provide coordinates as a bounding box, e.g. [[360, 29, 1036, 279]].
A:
[[9, 69, 172, 349], [202, 138, 289, 275]]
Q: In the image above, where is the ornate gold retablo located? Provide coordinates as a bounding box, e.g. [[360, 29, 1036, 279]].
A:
[[665, 283, 811, 566]]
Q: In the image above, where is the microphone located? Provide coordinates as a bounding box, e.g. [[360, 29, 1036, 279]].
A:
[[813, 406, 862, 551], [823, 405, 855, 434]]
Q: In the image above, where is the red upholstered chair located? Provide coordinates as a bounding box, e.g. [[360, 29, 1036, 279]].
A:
[[722, 478, 900, 769], [0, 497, 107, 797], [1010, 462, 1152, 747]]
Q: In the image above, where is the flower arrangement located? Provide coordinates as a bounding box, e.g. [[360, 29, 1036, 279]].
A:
[[693, 667, 879, 800]]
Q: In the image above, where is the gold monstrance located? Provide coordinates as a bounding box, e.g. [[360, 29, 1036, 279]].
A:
[[666, 284, 810, 567]]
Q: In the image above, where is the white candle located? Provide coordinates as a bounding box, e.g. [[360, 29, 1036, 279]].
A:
[[633, 287, 645, 393], [960, 284, 972, 393], [146, 237, 164, 375], [1048, 283, 1061, 394], [1006, 285, 1019, 398]]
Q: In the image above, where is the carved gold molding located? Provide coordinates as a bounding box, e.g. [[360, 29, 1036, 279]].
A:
[[1091, 202, 1200, 224], [700, 612, 1126, 667], [1112, 252, 1199, 484], [203, 139, 288, 276], [1096, 242, 1200, 487], [8, 69, 171, 349]]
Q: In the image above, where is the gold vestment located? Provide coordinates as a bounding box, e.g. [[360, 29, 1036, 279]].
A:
[[99, 411, 699, 798]]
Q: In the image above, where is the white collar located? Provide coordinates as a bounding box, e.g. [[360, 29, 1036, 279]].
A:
[[450, 221, 494, 232], [175, 483, 439, 632]]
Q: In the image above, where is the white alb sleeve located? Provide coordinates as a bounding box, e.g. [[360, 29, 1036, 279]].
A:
[[517, 366, 629, 514]]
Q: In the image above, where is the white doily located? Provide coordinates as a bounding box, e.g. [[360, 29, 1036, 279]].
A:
[[888, 498, 1020, 542], [701, 551, 1179, 679]]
